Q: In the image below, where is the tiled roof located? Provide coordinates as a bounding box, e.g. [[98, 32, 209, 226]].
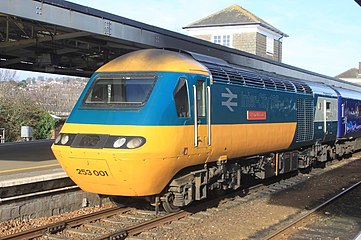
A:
[[335, 68, 360, 78], [184, 4, 287, 36]]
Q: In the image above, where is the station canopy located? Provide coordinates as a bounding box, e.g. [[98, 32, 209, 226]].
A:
[[0, 0, 360, 92]]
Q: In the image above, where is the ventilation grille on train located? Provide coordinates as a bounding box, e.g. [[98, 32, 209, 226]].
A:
[[204, 63, 313, 95], [296, 98, 314, 142]]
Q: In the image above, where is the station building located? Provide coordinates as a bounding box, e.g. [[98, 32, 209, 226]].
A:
[[336, 62, 361, 85], [183, 5, 288, 62]]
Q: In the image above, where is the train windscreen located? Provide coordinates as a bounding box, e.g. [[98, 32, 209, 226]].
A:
[[82, 74, 157, 108]]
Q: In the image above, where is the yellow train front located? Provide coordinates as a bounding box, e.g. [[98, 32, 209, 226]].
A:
[[52, 49, 213, 205], [52, 49, 311, 212]]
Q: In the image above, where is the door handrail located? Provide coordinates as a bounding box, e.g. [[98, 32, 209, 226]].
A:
[[193, 85, 198, 147], [207, 86, 211, 146]]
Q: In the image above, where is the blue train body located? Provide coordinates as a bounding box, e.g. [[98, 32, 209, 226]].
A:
[[334, 87, 361, 139]]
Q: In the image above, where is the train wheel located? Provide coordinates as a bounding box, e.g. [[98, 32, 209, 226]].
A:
[[161, 192, 180, 213]]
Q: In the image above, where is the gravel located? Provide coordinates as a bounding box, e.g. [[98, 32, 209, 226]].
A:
[[138, 156, 361, 240], [0, 202, 115, 237]]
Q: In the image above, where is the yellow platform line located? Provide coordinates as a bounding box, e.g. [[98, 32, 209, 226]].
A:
[[0, 163, 60, 174]]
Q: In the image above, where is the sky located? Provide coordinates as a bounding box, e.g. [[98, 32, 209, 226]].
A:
[[16, 0, 361, 79]]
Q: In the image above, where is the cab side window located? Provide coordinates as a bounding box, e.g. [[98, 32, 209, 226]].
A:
[[326, 102, 331, 112], [174, 78, 190, 118], [197, 80, 206, 117]]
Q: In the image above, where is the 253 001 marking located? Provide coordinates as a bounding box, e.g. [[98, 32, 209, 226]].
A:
[[76, 169, 109, 176]]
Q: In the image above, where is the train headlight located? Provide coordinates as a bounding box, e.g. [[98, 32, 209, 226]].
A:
[[54, 133, 75, 146], [105, 136, 146, 149], [55, 134, 62, 144], [126, 137, 144, 149], [61, 134, 70, 145], [113, 137, 126, 148]]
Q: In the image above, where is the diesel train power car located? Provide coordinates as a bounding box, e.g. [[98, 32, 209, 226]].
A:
[[52, 49, 361, 212]]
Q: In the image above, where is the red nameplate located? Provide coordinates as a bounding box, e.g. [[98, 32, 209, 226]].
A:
[[247, 111, 267, 120]]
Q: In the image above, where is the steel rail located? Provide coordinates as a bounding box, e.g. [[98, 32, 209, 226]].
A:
[[0, 206, 130, 240], [95, 209, 193, 240], [95, 183, 268, 240], [261, 179, 361, 240], [0, 183, 263, 240]]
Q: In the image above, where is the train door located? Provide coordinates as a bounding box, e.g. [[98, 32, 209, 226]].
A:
[[315, 97, 338, 142], [192, 78, 211, 156], [323, 98, 338, 141]]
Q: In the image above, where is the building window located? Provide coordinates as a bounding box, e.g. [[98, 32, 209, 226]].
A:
[[213, 35, 222, 45], [213, 35, 231, 47], [223, 35, 230, 47], [266, 36, 274, 54]]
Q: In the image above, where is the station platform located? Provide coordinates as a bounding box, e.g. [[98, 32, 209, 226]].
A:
[[0, 140, 57, 171], [0, 140, 107, 222], [0, 140, 72, 200], [0, 164, 67, 188]]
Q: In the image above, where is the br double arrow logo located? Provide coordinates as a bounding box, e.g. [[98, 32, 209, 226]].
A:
[[221, 88, 238, 112]]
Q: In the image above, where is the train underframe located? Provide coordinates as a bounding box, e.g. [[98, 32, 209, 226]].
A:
[[152, 137, 361, 212]]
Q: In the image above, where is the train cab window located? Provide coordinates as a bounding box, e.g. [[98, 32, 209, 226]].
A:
[[326, 102, 331, 111], [357, 105, 361, 117], [197, 80, 206, 117], [173, 78, 190, 118], [83, 74, 156, 108]]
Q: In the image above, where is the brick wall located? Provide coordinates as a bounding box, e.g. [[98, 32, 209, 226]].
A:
[[189, 31, 283, 62], [255, 33, 282, 62], [192, 34, 212, 42], [255, 33, 267, 59], [0, 190, 109, 221], [274, 40, 282, 62], [233, 32, 257, 54]]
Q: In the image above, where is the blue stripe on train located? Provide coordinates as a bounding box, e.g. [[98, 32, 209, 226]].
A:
[[67, 71, 311, 126]]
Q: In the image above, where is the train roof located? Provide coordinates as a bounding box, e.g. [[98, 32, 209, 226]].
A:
[[96, 49, 209, 75], [305, 81, 338, 97], [333, 87, 361, 100], [180, 50, 312, 95]]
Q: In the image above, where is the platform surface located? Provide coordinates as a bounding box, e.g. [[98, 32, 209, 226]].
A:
[[0, 140, 68, 187]]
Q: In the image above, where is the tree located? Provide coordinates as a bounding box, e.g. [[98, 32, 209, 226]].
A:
[[34, 112, 58, 139], [0, 81, 58, 141], [0, 73, 86, 142]]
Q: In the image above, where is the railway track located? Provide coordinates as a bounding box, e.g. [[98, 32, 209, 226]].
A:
[[0, 202, 199, 240], [262, 179, 361, 240], [2, 192, 227, 240], [1, 156, 359, 240], [0, 174, 311, 240], [0, 206, 128, 240]]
